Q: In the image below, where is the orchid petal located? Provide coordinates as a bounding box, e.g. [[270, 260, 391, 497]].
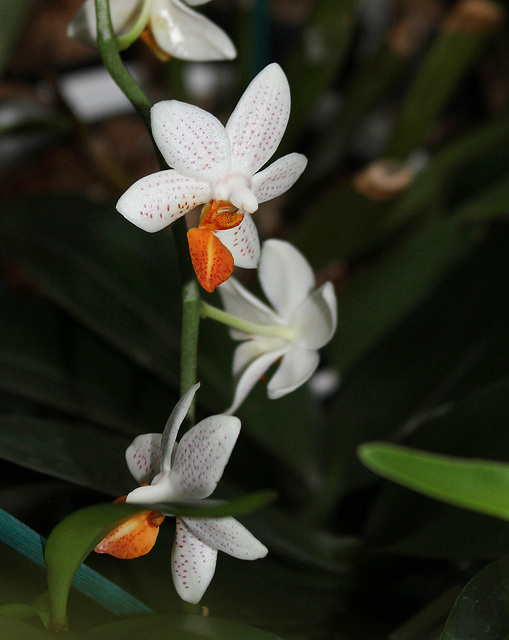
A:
[[172, 518, 217, 604], [226, 63, 291, 177], [151, 0, 236, 61], [116, 170, 210, 232], [268, 347, 320, 399], [151, 101, 231, 183], [160, 383, 200, 473], [183, 516, 268, 560], [214, 212, 260, 269], [252, 153, 308, 204], [227, 341, 288, 414], [67, 0, 142, 46], [126, 434, 162, 485], [170, 415, 241, 499], [95, 509, 163, 559], [258, 239, 316, 320], [218, 278, 281, 338], [293, 282, 338, 349], [126, 474, 175, 504]]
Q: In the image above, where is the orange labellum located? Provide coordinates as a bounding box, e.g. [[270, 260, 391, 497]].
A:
[[199, 200, 244, 231], [94, 509, 165, 560], [187, 228, 235, 293]]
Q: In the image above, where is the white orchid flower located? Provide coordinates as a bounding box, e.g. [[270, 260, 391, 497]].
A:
[[95, 383, 267, 604], [216, 240, 338, 414], [116, 63, 307, 292], [67, 0, 236, 62]]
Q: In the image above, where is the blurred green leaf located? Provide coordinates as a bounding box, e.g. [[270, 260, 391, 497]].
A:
[[358, 442, 509, 521], [0, 194, 181, 387], [0, 617, 55, 639], [386, 8, 503, 157], [89, 613, 283, 639], [153, 491, 277, 519], [0, 0, 33, 78], [331, 214, 480, 373], [441, 559, 509, 640]]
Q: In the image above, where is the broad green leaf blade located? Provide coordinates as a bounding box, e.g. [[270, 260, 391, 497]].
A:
[[358, 443, 509, 522], [0, 194, 181, 387], [441, 559, 509, 640], [0, 414, 132, 495], [0, 617, 59, 639], [45, 503, 151, 629], [89, 613, 283, 639]]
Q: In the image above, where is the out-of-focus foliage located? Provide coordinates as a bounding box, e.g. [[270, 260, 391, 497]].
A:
[[2, 0, 509, 637]]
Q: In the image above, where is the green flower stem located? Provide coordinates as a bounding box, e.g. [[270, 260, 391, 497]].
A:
[[116, 0, 153, 50], [200, 301, 296, 340], [94, 0, 152, 130]]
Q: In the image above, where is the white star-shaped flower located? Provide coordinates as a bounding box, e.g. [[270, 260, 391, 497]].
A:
[[95, 383, 267, 604], [116, 63, 307, 291], [68, 0, 236, 62], [218, 240, 338, 414]]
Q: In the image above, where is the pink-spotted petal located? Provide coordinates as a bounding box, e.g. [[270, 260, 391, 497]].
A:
[[170, 414, 241, 499], [226, 63, 291, 177], [258, 239, 316, 321], [183, 516, 268, 560], [116, 170, 210, 232], [172, 518, 217, 604], [227, 341, 288, 414], [292, 282, 338, 350], [160, 383, 200, 473], [252, 153, 308, 204], [126, 433, 162, 485], [267, 347, 320, 399], [213, 212, 260, 269], [151, 0, 236, 61], [151, 101, 231, 183]]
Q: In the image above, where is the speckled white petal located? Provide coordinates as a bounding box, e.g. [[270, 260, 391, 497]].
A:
[[170, 415, 241, 499], [125, 474, 175, 504], [292, 282, 338, 350], [126, 433, 162, 485], [226, 63, 291, 177], [116, 169, 210, 232], [151, 101, 231, 183], [159, 383, 201, 473], [258, 240, 316, 321], [213, 212, 260, 269], [218, 277, 280, 336], [252, 153, 307, 204], [267, 347, 320, 399], [151, 0, 236, 61], [183, 516, 268, 560], [172, 518, 217, 604], [67, 0, 143, 46], [227, 342, 288, 414]]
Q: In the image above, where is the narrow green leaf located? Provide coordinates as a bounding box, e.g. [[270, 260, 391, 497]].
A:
[[386, 8, 503, 157], [0, 617, 53, 639], [0, 604, 40, 621], [153, 490, 277, 519], [358, 442, 509, 522]]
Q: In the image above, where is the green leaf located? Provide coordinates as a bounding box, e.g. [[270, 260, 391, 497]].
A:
[[358, 442, 509, 522], [0, 0, 34, 78], [88, 613, 283, 639], [0, 194, 181, 388], [386, 9, 503, 157], [153, 491, 277, 519], [441, 559, 509, 640], [45, 503, 152, 630], [0, 617, 55, 639]]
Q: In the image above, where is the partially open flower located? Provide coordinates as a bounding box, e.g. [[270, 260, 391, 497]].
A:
[[116, 63, 307, 292], [67, 0, 236, 62], [95, 384, 267, 604], [218, 240, 337, 413]]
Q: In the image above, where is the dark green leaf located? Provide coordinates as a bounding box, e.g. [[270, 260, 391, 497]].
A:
[[441, 559, 509, 640]]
